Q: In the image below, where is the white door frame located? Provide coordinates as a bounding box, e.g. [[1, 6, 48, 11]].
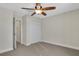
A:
[[13, 17, 16, 50], [13, 17, 22, 50]]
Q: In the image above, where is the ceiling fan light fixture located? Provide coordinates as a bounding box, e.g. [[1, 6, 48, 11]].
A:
[[35, 10, 42, 14], [21, 3, 56, 16]]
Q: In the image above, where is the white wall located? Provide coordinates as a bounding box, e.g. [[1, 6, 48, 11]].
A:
[[0, 7, 13, 53], [21, 15, 27, 45], [43, 10, 79, 50], [27, 16, 42, 45], [22, 15, 42, 46]]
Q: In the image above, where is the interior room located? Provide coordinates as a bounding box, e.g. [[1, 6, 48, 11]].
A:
[[0, 3, 79, 56]]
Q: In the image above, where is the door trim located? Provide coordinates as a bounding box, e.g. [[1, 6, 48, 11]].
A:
[[13, 17, 16, 50]]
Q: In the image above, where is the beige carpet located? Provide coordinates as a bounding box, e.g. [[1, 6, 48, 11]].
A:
[[0, 42, 79, 56]]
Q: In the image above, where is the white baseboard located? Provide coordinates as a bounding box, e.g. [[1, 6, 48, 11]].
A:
[[26, 41, 42, 46], [0, 48, 13, 54], [43, 40, 79, 50], [21, 42, 33, 46], [26, 43, 31, 46]]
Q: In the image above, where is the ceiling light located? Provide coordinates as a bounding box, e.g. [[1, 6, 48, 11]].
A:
[[35, 10, 42, 14]]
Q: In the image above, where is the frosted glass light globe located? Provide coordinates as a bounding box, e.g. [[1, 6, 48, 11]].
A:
[[35, 10, 42, 14]]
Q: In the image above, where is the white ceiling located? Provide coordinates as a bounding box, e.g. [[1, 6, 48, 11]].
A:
[[0, 3, 79, 18]]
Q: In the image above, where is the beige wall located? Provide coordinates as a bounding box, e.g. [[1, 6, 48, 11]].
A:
[[42, 10, 79, 50]]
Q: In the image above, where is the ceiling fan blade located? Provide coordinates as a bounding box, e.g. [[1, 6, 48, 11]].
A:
[[41, 12, 47, 16], [42, 7, 56, 10], [31, 12, 36, 16], [21, 8, 34, 10]]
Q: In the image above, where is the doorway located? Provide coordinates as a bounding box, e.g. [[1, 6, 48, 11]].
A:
[[13, 17, 21, 49]]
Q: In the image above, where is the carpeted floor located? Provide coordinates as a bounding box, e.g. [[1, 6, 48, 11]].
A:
[[0, 42, 79, 56]]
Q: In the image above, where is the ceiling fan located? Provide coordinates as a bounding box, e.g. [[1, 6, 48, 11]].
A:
[[21, 3, 56, 16]]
